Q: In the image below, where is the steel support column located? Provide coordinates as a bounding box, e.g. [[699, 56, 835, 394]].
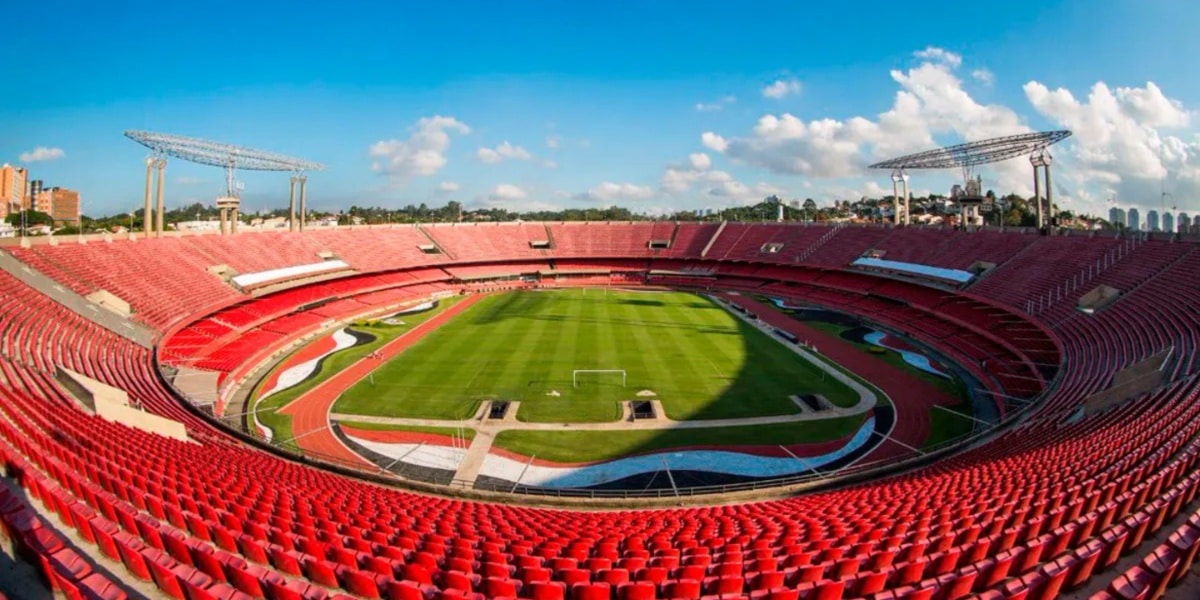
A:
[[288, 176, 298, 232], [890, 170, 909, 226], [1031, 151, 1053, 229], [154, 158, 167, 236], [143, 158, 154, 235], [298, 175, 308, 232]]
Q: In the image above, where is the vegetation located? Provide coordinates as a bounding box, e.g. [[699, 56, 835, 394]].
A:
[[924, 404, 977, 448], [5, 209, 54, 227], [333, 289, 862, 423], [74, 191, 1110, 232]]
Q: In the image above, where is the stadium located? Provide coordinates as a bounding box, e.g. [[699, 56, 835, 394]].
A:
[[4, 4, 1200, 597], [1, 192, 1200, 600]]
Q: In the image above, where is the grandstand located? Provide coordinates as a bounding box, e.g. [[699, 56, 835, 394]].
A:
[[0, 221, 1199, 600]]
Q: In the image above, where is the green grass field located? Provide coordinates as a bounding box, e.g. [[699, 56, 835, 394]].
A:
[[333, 289, 861, 423], [491, 416, 868, 463]]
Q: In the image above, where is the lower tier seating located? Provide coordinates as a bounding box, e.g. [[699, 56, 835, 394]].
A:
[[0, 226, 1197, 599]]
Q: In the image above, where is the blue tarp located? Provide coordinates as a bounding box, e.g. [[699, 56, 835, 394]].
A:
[[852, 257, 974, 284]]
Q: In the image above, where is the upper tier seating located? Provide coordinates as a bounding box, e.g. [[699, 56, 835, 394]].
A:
[[183, 232, 330, 274], [714, 223, 835, 263], [8, 240, 242, 330], [1, 223, 1198, 599], [422, 223, 553, 261], [549, 223, 660, 257], [304, 227, 448, 271]]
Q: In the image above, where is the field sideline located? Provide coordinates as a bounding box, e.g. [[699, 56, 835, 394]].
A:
[[333, 289, 860, 423]]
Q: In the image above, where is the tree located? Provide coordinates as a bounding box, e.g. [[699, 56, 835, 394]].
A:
[[5, 210, 53, 228], [801, 198, 818, 222]]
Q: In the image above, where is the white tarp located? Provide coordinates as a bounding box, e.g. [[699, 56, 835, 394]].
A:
[[232, 260, 351, 288]]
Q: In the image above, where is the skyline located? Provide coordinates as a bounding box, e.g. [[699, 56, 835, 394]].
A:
[[3, 0, 1199, 219]]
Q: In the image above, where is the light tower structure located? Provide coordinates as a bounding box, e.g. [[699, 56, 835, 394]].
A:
[[124, 131, 324, 236], [870, 130, 1071, 229], [890, 170, 910, 225]]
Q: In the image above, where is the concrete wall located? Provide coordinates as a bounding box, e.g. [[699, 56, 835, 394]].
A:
[[56, 366, 190, 443], [86, 289, 132, 317], [1084, 349, 1172, 415], [1078, 284, 1121, 312]]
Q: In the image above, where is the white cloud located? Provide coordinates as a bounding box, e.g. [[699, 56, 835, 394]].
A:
[[542, 160, 558, 169], [437, 181, 460, 193], [19, 146, 65, 162], [487, 183, 527, 201], [701, 132, 728, 153], [914, 46, 962, 68], [174, 176, 204, 185], [1024, 80, 1200, 215], [369, 116, 470, 177], [545, 136, 560, 149], [971, 68, 995, 86], [695, 95, 737, 112], [475, 183, 561, 212], [704, 53, 1031, 197], [660, 155, 784, 205], [477, 141, 533, 164], [582, 182, 655, 202], [762, 79, 802, 99]]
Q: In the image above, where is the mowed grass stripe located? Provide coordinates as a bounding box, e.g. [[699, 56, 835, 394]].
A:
[[664, 296, 742, 403], [333, 289, 860, 425], [625, 295, 695, 410]]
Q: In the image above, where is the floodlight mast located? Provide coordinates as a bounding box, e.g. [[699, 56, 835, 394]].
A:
[[124, 130, 324, 236], [870, 130, 1071, 229]]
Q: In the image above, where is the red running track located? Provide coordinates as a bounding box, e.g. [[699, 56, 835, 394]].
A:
[[725, 294, 959, 461], [278, 294, 486, 467]]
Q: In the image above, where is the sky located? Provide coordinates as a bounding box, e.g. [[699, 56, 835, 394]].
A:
[[4, 0, 1200, 218]]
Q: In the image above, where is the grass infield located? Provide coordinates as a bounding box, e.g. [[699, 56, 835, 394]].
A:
[[333, 289, 861, 423], [491, 417, 867, 463]]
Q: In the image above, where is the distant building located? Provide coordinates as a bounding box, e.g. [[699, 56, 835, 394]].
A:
[[1147, 210, 1160, 232], [33, 187, 81, 224], [26, 179, 43, 209], [1128, 208, 1141, 231], [0, 163, 27, 220], [1162, 212, 1175, 234], [1179, 213, 1192, 233], [1109, 206, 1126, 228]]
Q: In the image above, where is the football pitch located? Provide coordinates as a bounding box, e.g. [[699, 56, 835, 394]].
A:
[[333, 289, 860, 423]]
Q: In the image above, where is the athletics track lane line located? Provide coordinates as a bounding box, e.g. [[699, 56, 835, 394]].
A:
[[277, 293, 487, 467]]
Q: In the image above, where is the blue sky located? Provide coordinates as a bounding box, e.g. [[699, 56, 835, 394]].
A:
[[4, 0, 1199, 217]]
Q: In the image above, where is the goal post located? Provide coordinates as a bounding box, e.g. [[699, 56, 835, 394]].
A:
[[573, 369, 627, 388]]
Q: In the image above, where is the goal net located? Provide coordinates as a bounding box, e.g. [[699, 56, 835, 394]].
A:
[[572, 369, 627, 388]]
